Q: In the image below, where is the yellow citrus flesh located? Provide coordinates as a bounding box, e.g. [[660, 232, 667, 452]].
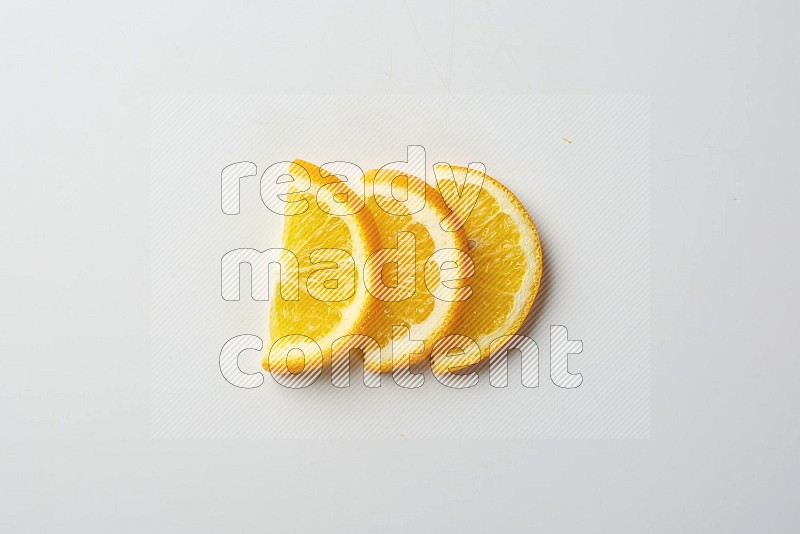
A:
[[272, 213, 350, 341], [433, 164, 543, 373], [264, 160, 378, 374], [359, 205, 434, 349], [357, 168, 468, 373]]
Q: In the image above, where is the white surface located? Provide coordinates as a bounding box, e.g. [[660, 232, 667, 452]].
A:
[[1, 0, 798, 532]]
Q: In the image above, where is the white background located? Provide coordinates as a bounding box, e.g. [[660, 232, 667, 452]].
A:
[[1, 0, 798, 532]]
